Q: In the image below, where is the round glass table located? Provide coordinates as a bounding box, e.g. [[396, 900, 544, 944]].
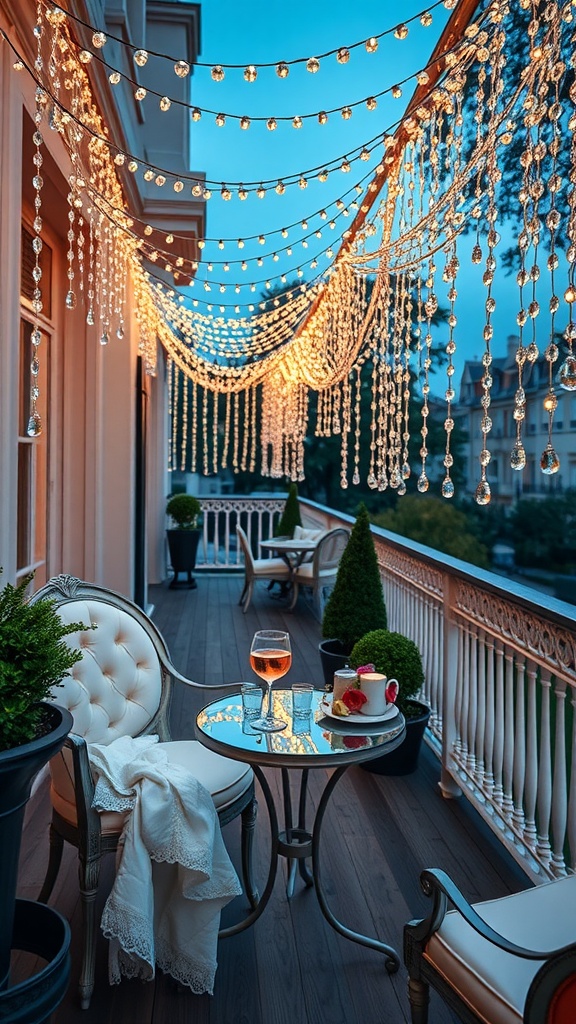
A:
[[195, 688, 406, 971]]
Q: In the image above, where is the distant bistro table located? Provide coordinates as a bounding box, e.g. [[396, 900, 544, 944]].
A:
[[195, 689, 406, 971], [259, 537, 318, 572]]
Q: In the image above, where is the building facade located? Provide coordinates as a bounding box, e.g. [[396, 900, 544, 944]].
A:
[[0, 0, 204, 604], [455, 336, 576, 505]]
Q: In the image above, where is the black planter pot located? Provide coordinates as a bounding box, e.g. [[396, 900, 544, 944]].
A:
[[318, 638, 352, 689], [361, 700, 431, 776], [0, 703, 72, 1021], [166, 528, 201, 589]]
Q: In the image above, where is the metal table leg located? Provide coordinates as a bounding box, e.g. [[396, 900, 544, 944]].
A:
[[224, 762, 399, 971], [311, 764, 400, 972]]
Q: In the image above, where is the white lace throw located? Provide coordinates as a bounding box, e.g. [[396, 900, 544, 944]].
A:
[[89, 735, 242, 994]]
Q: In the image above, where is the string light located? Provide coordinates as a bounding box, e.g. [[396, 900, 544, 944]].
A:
[[46, 0, 443, 76], [19, 0, 575, 494]]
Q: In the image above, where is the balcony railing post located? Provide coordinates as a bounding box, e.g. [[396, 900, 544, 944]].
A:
[[439, 572, 461, 799]]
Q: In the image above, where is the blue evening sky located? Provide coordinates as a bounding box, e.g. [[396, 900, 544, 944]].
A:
[[184, 1, 529, 391]]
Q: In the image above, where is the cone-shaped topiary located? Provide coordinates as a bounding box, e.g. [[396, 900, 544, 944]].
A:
[[274, 483, 303, 537], [321, 503, 387, 651], [349, 629, 424, 717]]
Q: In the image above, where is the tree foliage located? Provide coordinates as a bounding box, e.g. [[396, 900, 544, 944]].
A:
[[509, 492, 576, 572], [373, 495, 490, 569]]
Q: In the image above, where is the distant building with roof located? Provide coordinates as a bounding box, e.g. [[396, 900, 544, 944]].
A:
[[454, 336, 576, 505]]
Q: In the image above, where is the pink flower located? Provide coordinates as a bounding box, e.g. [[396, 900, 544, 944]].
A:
[[356, 663, 375, 675], [342, 687, 368, 713]]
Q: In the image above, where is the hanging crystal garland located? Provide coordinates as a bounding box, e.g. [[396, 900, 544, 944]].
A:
[[351, 360, 363, 485], [180, 371, 189, 472], [167, 357, 174, 471], [510, 98, 535, 474], [556, 14, 576, 401], [473, 17, 509, 507], [15, 0, 575, 494], [441, 241, 459, 497], [65, 177, 78, 310], [417, 259, 435, 493], [540, 24, 563, 460], [27, 4, 47, 438]]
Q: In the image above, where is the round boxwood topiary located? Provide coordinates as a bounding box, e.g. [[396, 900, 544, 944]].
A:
[[166, 493, 201, 529], [350, 629, 424, 717], [321, 503, 387, 652]]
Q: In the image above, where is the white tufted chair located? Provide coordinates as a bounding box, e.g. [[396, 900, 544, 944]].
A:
[[31, 575, 258, 1010]]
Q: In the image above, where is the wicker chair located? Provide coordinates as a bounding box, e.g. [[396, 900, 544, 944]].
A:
[[404, 868, 576, 1024], [31, 575, 258, 1009]]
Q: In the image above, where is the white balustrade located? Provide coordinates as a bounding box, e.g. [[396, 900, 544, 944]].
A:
[[195, 497, 286, 568]]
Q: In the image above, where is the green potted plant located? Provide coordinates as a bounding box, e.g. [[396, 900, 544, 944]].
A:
[[319, 503, 388, 686], [166, 493, 202, 589], [0, 571, 81, 1018], [350, 629, 430, 775], [274, 482, 303, 538]]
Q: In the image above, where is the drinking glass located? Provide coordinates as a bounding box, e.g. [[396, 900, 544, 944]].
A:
[[249, 630, 291, 732]]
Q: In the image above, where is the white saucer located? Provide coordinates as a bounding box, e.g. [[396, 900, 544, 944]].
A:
[[320, 694, 399, 725]]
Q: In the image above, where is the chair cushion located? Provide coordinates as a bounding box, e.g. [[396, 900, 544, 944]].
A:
[[51, 740, 253, 834], [424, 875, 576, 1024], [293, 564, 336, 582], [252, 557, 291, 578]]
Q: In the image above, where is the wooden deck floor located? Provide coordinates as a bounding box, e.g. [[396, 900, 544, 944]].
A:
[[15, 573, 530, 1024]]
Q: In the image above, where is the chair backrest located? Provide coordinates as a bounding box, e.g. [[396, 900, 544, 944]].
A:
[[312, 528, 350, 575], [30, 576, 170, 746], [236, 526, 255, 576]]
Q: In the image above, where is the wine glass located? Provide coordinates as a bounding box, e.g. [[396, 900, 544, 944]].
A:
[[249, 630, 292, 732]]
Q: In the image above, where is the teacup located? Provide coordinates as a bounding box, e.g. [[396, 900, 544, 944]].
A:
[[358, 673, 398, 716]]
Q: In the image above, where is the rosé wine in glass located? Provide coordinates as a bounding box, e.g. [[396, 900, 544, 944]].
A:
[[250, 630, 291, 732]]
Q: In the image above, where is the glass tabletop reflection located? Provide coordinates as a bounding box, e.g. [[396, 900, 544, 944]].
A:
[[195, 689, 406, 769]]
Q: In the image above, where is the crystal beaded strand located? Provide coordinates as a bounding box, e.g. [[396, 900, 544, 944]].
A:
[[340, 375, 351, 489], [556, 21, 576, 399], [191, 380, 198, 473], [249, 385, 257, 474], [213, 390, 219, 474], [442, 241, 459, 498], [167, 358, 174, 472], [474, 27, 507, 506], [352, 362, 362, 485], [417, 263, 435, 493], [28, 6, 46, 437], [510, 108, 534, 474], [86, 212, 95, 325], [221, 391, 231, 469], [180, 372, 189, 472], [65, 181, 77, 310]]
